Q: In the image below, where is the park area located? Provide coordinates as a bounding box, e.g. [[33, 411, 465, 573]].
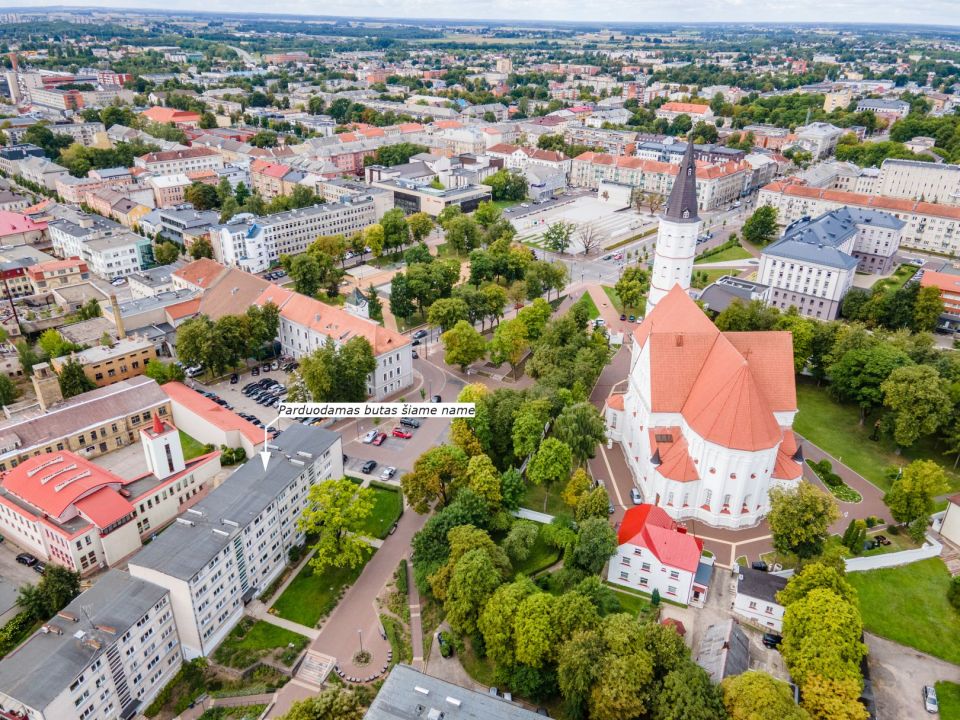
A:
[[847, 558, 960, 665], [271, 547, 374, 627]]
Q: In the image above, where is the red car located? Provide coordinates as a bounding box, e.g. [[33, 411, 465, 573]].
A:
[[372, 432, 388, 446], [392, 428, 413, 439]]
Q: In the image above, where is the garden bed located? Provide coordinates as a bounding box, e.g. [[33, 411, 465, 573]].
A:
[[211, 618, 307, 669], [806, 459, 862, 502]]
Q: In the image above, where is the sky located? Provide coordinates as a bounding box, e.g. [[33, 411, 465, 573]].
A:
[[4, 0, 959, 25]]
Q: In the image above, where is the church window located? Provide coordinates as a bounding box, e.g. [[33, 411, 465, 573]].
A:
[[723, 494, 731, 507], [704, 489, 712, 505], [666, 492, 674, 505], [729, 473, 736, 479]]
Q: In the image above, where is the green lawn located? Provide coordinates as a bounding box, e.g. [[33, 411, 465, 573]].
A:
[[211, 619, 308, 669], [179, 431, 208, 460], [358, 483, 403, 539], [794, 380, 960, 493], [873, 264, 916, 293], [608, 587, 658, 621], [691, 268, 732, 289], [578, 292, 600, 320], [520, 482, 567, 516], [510, 526, 561, 576], [847, 558, 960, 665], [271, 547, 374, 627], [694, 245, 752, 264], [381, 614, 413, 667], [198, 704, 268, 720], [937, 681, 960, 720], [602, 285, 624, 313]]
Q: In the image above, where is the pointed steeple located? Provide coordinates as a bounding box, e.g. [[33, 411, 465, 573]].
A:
[[663, 141, 699, 223]]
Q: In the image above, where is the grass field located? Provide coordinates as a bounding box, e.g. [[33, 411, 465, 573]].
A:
[[691, 268, 731, 289], [608, 587, 658, 620], [520, 482, 567, 516], [937, 681, 960, 720], [577, 291, 600, 320], [847, 558, 960, 665], [358, 483, 404, 539], [211, 618, 307, 669], [602, 285, 624, 313], [794, 380, 960, 493], [271, 547, 374, 627], [179, 431, 208, 460], [694, 245, 752, 264], [873, 264, 917, 293]]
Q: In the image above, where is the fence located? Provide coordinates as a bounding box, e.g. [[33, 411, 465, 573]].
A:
[[772, 534, 942, 579]]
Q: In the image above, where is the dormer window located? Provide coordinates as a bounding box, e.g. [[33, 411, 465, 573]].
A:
[[682, 209, 690, 219]]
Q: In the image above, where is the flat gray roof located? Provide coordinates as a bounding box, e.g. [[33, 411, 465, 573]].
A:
[[129, 423, 339, 582], [365, 664, 544, 720], [0, 570, 167, 712]]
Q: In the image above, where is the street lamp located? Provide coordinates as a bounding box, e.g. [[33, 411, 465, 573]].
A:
[[358, 628, 363, 654]]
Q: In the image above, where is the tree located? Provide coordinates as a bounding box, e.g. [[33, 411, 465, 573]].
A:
[[913, 285, 944, 332], [800, 675, 869, 720], [614, 267, 650, 310], [189, 236, 214, 259], [428, 297, 469, 332], [153, 241, 180, 265], [512, 399, 551, 460], [577, 222, 602, 256], [884, 459, 949, 539], [381, 208, 410, 251], [366, 284, 383, 323], [515, 592, 559, 667], [219, 196, 239, 224], [881, 364, 950, 447], [778, 562, 858, 607], [569, 517, 618, 574], [183, 182, 220, 211], [558, 628, 606, 718], [444, 548, 505, 636], [654, 662, 726, 720], [16, 340, 40, 375], [407, 211, 434, 243], [483, 168, 528, 201], [489, 317, 529, 378], [474, 201, 502, 229], [284, 253, 323, 297], [39, 329, 80, 360], [279, 687, 363, 720], [553, 401, 606, 463], [479, 577, 539, 666], [576, 486, 611, 521], [829, 344, 912, 423], [503, 520, 540, 563], [527, 437, 572, 489], [401, 445, 470, 512], [335, 337, 377, 401], [768, 483, 840, 560], [722, 671, 811, 720], [781, 588, 866, 687], [144, 361, 186, 384], [445, 215, 482, 255], [589, 650, 655, 720], [17, 565, 81, 619], [543, 221, 575, 254], [57, 360, 95, 399], [15, 584, 48, 620], [441, 320, 487, 372], [299, 478, 374, 573], [364, 223, 385, 258], [389, 273, 415, 321], [742, 205, 778, 246], [562, 468, 593, 509], [463, 453, 502, 508], [0, 374, 17, 406]]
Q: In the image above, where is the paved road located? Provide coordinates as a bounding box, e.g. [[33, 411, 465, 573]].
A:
[[867, 631, 960, 720]]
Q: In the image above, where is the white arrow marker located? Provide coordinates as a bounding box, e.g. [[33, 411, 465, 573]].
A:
[[260, 416, 280, 471]]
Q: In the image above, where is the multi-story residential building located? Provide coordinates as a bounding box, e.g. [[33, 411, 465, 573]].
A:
[[51, 336, 157, 388], [249, 159, 301, 200], [49, 215, 151, 280], [154, 208, 220, 247], [607, 504, 712, 607], [28, 86, 84, 111], [571, 152, 749, 210], [0, 374, 173, 471], [486, 143, 572, 176], [255, 285, 413, 399], [823, 88, 854, 112], [0, 415, 219, 573], [128, 423, 343, 658], [146, 174, 192, 208], [0, 210, 48, 247], [461, 102, 509, 122], [27, 257, 90, 292], [634, 139, 745, 165], [209, 198, 382, 273], [758, 181, 960, 255], [134, 148, 225, 176], [655, 102, 715, 124], [792, 122, 845, 159], [855, 98, 911, 121], [0, 570, 183, 720], [758, 208, 903, 319], [14, 156, 70, 190], [920, 269, 960, 329], [127, 261, 186, 299], [874, 159, 960, 206]]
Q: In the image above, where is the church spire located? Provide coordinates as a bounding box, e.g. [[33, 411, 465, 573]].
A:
[[663, 140, 699, 223]]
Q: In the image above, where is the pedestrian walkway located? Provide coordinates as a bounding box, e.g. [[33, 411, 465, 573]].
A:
[[407, 558, 425, 672]]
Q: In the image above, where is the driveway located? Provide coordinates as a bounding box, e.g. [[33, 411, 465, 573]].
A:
[[867, 632, 960, 720]]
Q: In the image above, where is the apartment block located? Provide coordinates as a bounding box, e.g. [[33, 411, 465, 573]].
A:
[[48, 216, 151, 280], [134, 148, 225, 175], [27, 257, 90, 292], [0, 570, 183, 720], [874, 159, 960, 206], [129, 424, 343, 658]]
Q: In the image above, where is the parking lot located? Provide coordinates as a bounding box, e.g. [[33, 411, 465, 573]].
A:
[[0, 538, 42, 590], [193, 363, 296, 431]]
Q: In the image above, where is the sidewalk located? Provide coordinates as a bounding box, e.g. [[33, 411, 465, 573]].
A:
[[407, 558, 425, 671]]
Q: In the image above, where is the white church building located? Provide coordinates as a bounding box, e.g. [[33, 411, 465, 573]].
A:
[[605, 142, 803, 529]]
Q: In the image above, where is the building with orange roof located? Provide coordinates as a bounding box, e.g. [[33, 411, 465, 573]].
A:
[[26, 256, 89, 292], [757, 181, 960, 255], [0, 413, 219, 573], [162, 381, 264, 458], [140, 106, 202, 128], [135, 147, 224, 175], [605, 286, 800, 529], [655, 102, 715, 124], [608, 504, 713, 606]]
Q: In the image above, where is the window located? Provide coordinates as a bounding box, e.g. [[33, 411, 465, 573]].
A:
[[619, 571, 629, 580], [667, 585, 677, 596], [669, 570, 679, 580]]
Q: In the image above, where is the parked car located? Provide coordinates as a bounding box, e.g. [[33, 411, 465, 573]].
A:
[[629, 315, 636, 323], [762, 633, 782, 649], [412, 350, 419, 359], [361, 460, 378, 474], [400, 418, 421, 429], [261, 363, 271, 372], [270, 361, 280, 370], [620, 314, 626, 321], [251, 366, 260, 376], [431, 395, 442, 403], [381, 466, 397, 480], [185, 365, 203, 378], [630, 488, 642, 504], [412, 329, 429, 340], [32, 562, 46, 575], [751, 560, 769, 572], [923, 685, 939, 714], [362, 430, 379, 444], [392, 428, 412, 439], [15, 553, 37, 566], [372, 432, 387, 446]]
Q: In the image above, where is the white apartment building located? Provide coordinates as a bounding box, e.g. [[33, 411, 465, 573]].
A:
[[733, 566, 788, 633], [129, 424, 343, 658], [134, 148, 225, 175], [758, 181, 960, 255], [210, 198, 380, 273], [0, 570, 183, 720], [48, 216, 149, 280], [792, 122, 845, 160], [146, 174, 192, 208], [875, 159, 960, 206], [15, 156, 70, 190], [758, 207, 904, 319]]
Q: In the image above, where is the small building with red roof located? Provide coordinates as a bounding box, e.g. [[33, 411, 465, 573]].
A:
[[608, 503, 712, 606], [0, 210, 47, 246], [0, 413, 219, 574], [162, 381, 265, 458]]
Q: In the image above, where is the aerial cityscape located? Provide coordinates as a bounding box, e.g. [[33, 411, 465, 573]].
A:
[[0, 7, 954, 720]]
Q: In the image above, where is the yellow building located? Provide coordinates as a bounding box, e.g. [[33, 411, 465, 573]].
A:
[[51, 336, 157, 388], [823, 89, 853, 113]]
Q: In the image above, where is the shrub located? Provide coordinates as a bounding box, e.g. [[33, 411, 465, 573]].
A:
[[395, 560, 409, 596], [887, 524, 900, 535], [0, 611, 36, 658], [948, 576, 960, 612], [651, 588, 661, 606]]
